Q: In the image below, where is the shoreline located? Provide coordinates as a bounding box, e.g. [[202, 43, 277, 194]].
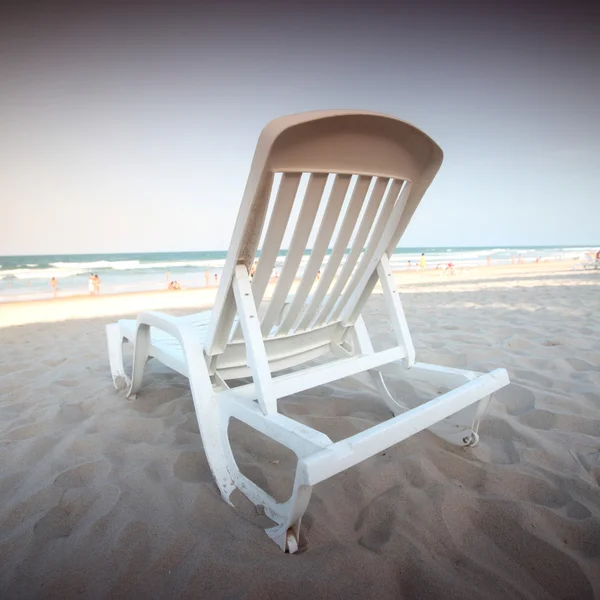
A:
[[0, 260, 592, 328], [0, 255, 592, 306]]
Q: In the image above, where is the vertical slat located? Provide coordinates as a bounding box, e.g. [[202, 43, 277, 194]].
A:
[[232, 265, 277, 414], [261, 173, 328, 335], [340, 182, 413, 325], [277, 174, 351, 336], [312, 177, 390, 328], [328, 178, 403, 322], [250, 172, 302, 308], [295, 175, 372, 332], [204, 172, 274, 355], [377, 253, 416, 366]]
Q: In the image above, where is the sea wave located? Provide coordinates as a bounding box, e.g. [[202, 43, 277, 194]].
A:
[[49, 259, 228, 271], [50, 260, 141, 270], [132, 260, 228, 270], [0, 267, 87, 280]]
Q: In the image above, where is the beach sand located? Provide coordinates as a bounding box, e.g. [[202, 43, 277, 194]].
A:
[[1, 262, 599, 598]]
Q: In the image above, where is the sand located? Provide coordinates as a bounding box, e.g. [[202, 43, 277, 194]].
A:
[[1, 262, 599, 599]]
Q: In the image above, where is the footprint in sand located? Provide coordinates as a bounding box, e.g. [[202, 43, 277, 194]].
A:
[[565, 501, 592, 520], [430, 450, 487, 491], [173, 451, 209, 483], [354, 486, 401, 552], [477, 419, 522, 465], [33, 491, 96, 544], [42, 358, 67, 368], [129, 387, 188, 415], [495, 383, 536, 416], [5, 422, 45, 441], [525, 476, 573, 509], [177, 414, 200, 435], [0, 401, 30, 414], [556, 414, 600, 437], [570, 444, 600, 486], [114, 520, 153, 567], [54, 460, 110, 489], [565, 358, 599, 372], [111, 417, 165, 445], [518, 408, 556, 431], [512, 369, 554, 388], [57, 403, 90, 424], [55, 379, 78, 388], [401, 459, 431, 489]]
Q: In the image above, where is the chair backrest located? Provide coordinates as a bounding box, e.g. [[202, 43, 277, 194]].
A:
[[204, 110, 443, 358]]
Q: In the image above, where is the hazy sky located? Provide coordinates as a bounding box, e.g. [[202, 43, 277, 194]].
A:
[[1, 0, 598, 255]]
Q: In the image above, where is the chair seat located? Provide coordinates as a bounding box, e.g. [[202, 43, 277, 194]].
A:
[[119, 310, 212, 345], [116, 310, 313, 379], [118, 311, 213, 377]]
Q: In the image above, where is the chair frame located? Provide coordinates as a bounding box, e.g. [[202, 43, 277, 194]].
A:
[[106, 110, 510, 553]]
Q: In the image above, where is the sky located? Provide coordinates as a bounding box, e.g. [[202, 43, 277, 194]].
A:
[[1, 0, 599, 255]]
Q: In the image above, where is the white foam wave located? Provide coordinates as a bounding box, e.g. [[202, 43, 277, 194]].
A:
[[50, 260, 141, 270], [0, 267, 87, 280], [49, 259, 228, 271], [135, 260, 227, 270]]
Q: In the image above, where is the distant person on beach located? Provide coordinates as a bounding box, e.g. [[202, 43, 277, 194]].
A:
[[93, 274, 101, 295], [407, 260, 412, 270], [88, 273, 95, 295], [214, 273, 218, 285], [250, 263, 256, 279], [50, 277, 57, 297], [596, 250, 600, 261], [420, 253, 426, 271], [487, 256, 491, 266], [205, 270, 210, 287]]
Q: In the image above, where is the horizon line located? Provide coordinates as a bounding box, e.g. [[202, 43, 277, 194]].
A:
[[1, 244, 598, 259]]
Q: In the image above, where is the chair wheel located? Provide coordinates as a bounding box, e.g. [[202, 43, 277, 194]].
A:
[[463, 431, 479, 447], [285, 529, 299, 554]]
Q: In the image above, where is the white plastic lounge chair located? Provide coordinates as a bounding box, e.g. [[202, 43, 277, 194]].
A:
[[106, 110, 510, 553]]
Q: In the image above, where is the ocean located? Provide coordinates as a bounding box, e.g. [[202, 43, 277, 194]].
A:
[[0, 246, 595, 303]]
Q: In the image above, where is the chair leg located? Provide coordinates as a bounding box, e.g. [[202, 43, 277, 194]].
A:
[[188, 366, 312, 553], [181, 335, 238, 504], [425, 402, 484, 447], [371, 362, 493, 448], [106, 323, 131, 391], [109, 316, 311, 551], [264, 467, 313, 553], [368, 369, 410, 415], [127, 323, 152, 397], [215, 403, 314, 553]]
